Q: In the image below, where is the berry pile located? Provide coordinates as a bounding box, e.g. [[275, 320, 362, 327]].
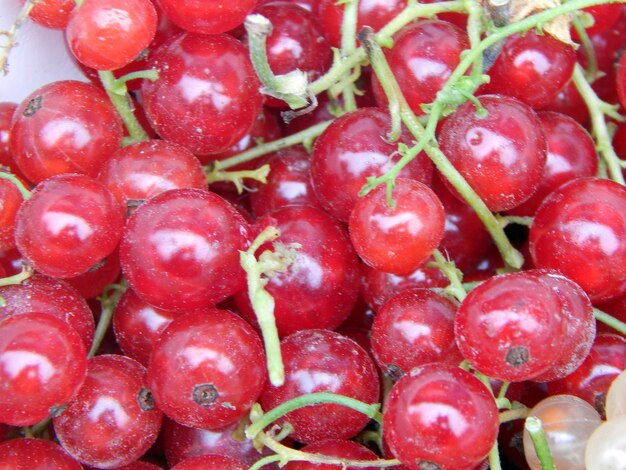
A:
[[1, 0, 626, 469]]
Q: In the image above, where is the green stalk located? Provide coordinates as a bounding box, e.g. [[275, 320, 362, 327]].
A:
[[98, 71, 149, 145], [0, 172, 31, 200], [245, 392, 382, 439], [572, 64, 626, 185], [525, 417, 556, 470], [89, 283, 126, 358], [209, 120, 332, 171], [594, 307, 626, 336], [361, 29, 524, 269], [339, 0, 359, 112]]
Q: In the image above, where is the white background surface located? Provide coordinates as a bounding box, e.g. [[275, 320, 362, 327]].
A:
[[0, 0, 86, 103]]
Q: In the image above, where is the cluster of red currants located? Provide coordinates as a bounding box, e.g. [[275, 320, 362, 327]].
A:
[[1, 0, 626, 469]]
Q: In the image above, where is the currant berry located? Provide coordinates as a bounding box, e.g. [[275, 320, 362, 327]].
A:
[[439, 94, 547, 212], [383, 363, 499, 470], [27, 0, 77, 29], [120, 188, 250, 311], [97, 139, 207, 211], [349, 178, 445, 275], [371, 20, 469, 116], [0, 274, 95, 350], [0, 174, 24, 251], [0, 438, 81, 469], [311, 107, 432, 222], [235, 205, 360, 336], [170, 455, 247, 470], [9, 81, 123, 183], [0, 313, 87, 426], [53, 355, 163, 469], [455, 270, 565, 382], [66, 0, 157, 71], [585, 415, 626, 470], [284, 439, 378, 469], [530, 177, 626, 302], [371, 288, 460, 378], [156, 0, 258, 34], [15, 174, 124, 278], [142, 32, 263, 155], [147, 309, 266, 429], [484, 30, 576, 109], [260, 330, 379, 443]]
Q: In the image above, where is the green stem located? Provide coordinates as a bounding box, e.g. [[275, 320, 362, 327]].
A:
[[360, 30, 524, 269], [89, 282, 126, 358], [240, 227, 291, 387], [249, 455, 282, 470], [572, 15, 599, 81], [210, 120, 332, 171], [500, 406, 530, 423], [245, 392, 382, 439], [206, 164, 271, 194], [497, 381, 511, 401], [431, 249, 467, 302], [98, 71, 149, 145], [339, 0, 359, 112], [488, 442, 502, 470], [463, 0, 485, 82], [0, 172, 31, 200], [245, 14, 309, 109], [0, 0, 36, 75], [525, 417, 556, 470], [308, 1, 466, 96], [572, 63, 626, 185], [594, 307, 626, 336], [0, 265, 32, 288], [497, 215, 534, 228], [113, 68, 159, 87]]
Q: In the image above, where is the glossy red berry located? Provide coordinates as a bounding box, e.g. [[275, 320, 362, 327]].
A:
[[65, 248, 121, 299], [147, 309, 266, 429], [142, 33, 263, 156], [439, 94, 547, 212], [484, 30, 576, 109], [548, 334, 626, 417], [0, 438, 81, 469], [317, 0, 407, 47], [260, 330, 379, 443], [66, 0, 157, 71], [349, 178, 445, 276], [249, 148, 321, 217], [383, 363, 499, 470], [371, 20, 469, 116], [171, 455, 247, 470], [0, 175, 24, 252], [235, 205, 360, 336], [53, 355, 162, 469], [0, 102, 23, 177], [120, 188, 250, 311], [0, 313, 87, 426], [455, 270, 566, 382], [163, 417, 269, 467], [253, 2, 331, 108], [360, 262, 448, 312], [0, 274, 95, 350], [9, 81, 123, 183], [371, 288, 460, 377], [156, 0, 258, 34], [15, 174, 124, 278], [311, 107, 432, 222], [508, 111, 598, 216], [27, 0, 77, 29], [97, 139, 207, 210], [530, 177, 626, 302], [284, 439, 378, 469]]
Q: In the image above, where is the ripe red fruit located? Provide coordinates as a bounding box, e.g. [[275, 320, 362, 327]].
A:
[[142, 33, 263, 156], [349, 178, 445, 276], [15, 174, 125, 278], [9, 81, 123, 183], [0, 438, 82, 469], [260, 330, 380, 443], [66, 0, 157, 71], [147, 309, 266, 430], [53, 355, 163, 469], [0, 314, 87, 426], [530, 177, 626, 302], [156, 0, 258, 34], [439, 94, 547, 212], [120, 188, 251, 311], [383, 363, 499, 470]]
